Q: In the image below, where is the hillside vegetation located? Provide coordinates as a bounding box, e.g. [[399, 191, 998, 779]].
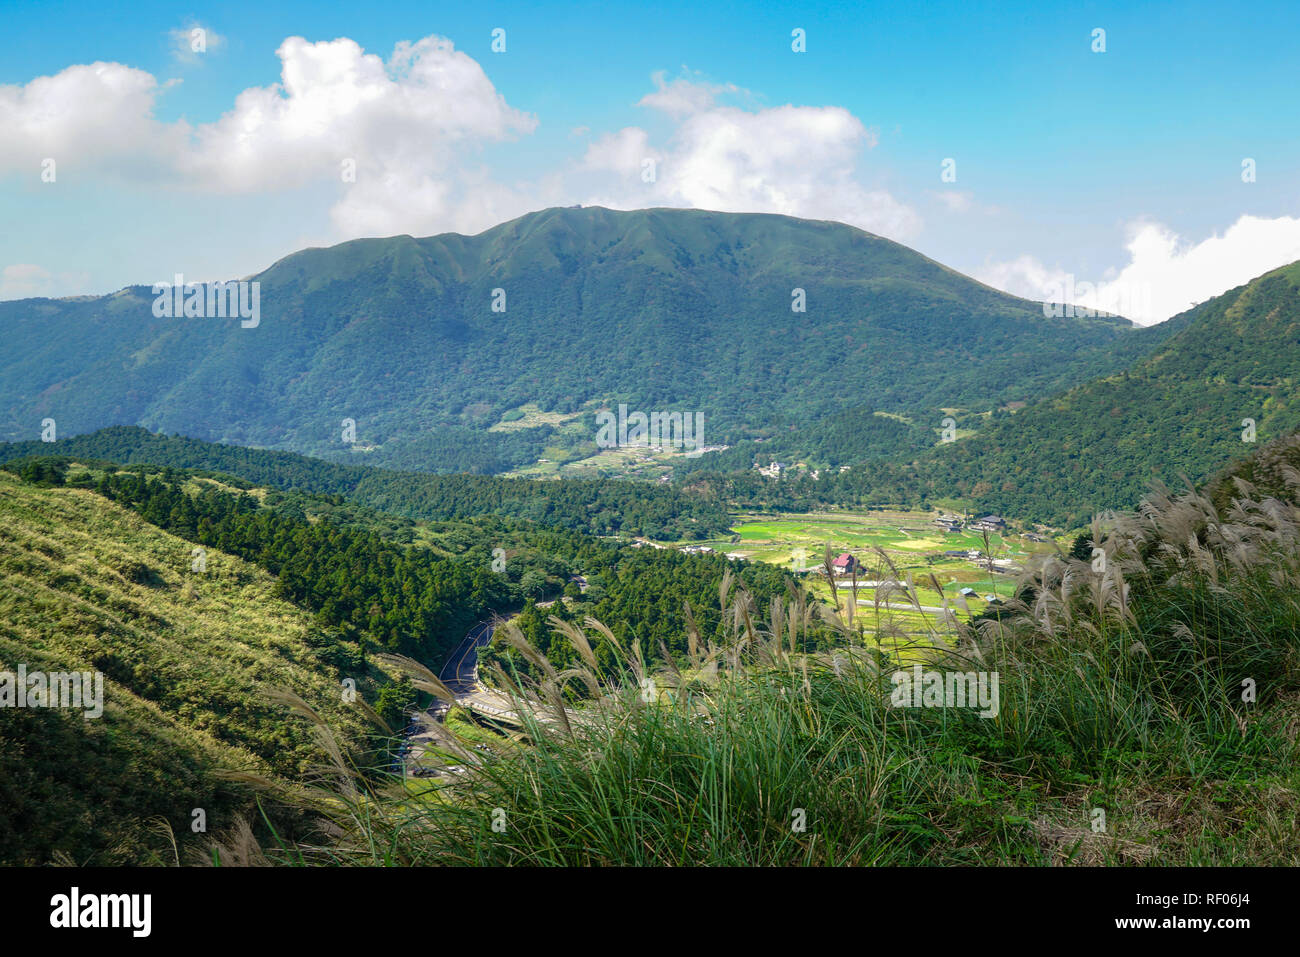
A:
[[0, 426, 731, 540], [0, 452, 803, 863], [911, 261, 1300, 523], [681, 261, 1300, 527], [0, 471, 373, 864]]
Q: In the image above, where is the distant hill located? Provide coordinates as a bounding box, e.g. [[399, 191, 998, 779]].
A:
[[0, 207, 1161, 473], [910, 260, 1300, 524]]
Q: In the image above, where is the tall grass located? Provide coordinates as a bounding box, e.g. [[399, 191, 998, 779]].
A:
[[223, 465, 1300, 866]]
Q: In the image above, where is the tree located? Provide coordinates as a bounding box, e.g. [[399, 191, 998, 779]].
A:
[[520, 569, 549, 600], [374, 678, 416, 731]]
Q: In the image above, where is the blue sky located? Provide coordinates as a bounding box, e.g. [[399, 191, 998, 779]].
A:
[[2, 0, 1298, 321]]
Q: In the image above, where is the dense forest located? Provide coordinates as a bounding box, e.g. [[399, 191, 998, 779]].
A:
[[676, 263, 1300, 527], [484, 543, 805, 686]]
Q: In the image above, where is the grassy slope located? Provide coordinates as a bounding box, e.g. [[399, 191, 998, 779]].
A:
[[0, 471, 371, 864]]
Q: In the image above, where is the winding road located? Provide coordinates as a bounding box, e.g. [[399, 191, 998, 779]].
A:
[[402, 620, 517, 777], [434, 620, 521, 720], [403, 617, 594, 775], [439, 621, 494, 695]]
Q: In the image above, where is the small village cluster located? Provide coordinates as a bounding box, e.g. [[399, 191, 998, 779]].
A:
[[931, 513, 1006, 533], [754, 461, 853, 479]]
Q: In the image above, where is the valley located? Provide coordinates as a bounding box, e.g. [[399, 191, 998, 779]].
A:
[[649, 507, 1036, 628], [5, 0, 1298, 922], [4, 213, 1300, 871]]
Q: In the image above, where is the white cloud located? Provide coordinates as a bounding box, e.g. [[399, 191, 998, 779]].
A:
[[578, 127, 658, 174], [637, 70, 741, 118], [976, 254, 1069, 303], [0, 47, 916, 247], [0, 62, 180, 178], [186, 35, 539, 235], [926, 190, 1003, 219], [977, 215, 1300, 325], [0, 35, 538, 236], [572, 77, 921, 241]]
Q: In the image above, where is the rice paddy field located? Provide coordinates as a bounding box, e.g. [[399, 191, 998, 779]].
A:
[[671, 509, 1060, 638]]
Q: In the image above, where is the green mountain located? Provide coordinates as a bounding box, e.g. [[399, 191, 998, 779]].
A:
[[0, 207, 1162, 473], [912, 260, 1300, 524]]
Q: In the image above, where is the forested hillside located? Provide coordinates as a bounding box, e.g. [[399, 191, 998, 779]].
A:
[[680, 262, 1300, 527], [0, 426, 731, 539], [4, 454, 795, 675], [897, 260, 1300, 524], [0, 453, 801, 864]]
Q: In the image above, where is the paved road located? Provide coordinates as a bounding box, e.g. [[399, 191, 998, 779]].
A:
[[403, 621, 516, 777], [439, 621, 496, 696], [435, 620, 534, 718], [402, 618, 602, 776]]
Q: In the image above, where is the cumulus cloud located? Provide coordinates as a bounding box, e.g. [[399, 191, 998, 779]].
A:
[[186, 35, 539, 234], [0, 35, 538, 236], [976, 254, 1069, 303], [578, 127, 658, 175], [637, 70, 741, 118], [573, 77, 921, 241], [0, 62, 183, 179], [0, 44, 916, 246], [977, 215, 1300, 325]]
